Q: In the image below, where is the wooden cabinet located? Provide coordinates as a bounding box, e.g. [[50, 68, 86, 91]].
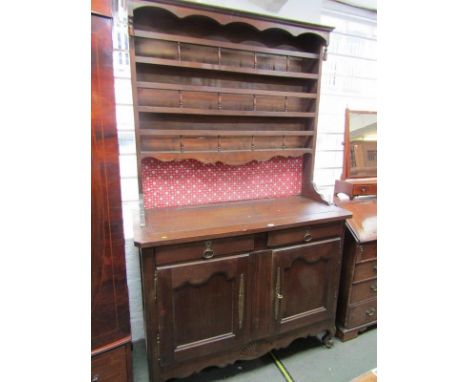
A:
[[128, 2, 351, 381], [335, 198, 377, 341], [272, 239, 341, 337], [135, 197, 351, 382], [157, 254, 249, 365], [91, 1, 132, 380]]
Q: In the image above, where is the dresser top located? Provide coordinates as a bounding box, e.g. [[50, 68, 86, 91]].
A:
[[336, 197, 377, 243], [134, 196, 351, 247]]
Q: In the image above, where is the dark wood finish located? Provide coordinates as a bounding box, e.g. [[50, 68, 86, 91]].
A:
[[92, 4, 132, 380], [129, 0, 332, 179], [335, 198, 377, 342], [134, 196, 350, 247], [129, 2, 350, 381], [91, 343, 132, 382], [135, 197, 351, 381]]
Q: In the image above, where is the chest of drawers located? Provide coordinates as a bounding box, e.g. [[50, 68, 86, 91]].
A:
[[335, 198, 377, 341]]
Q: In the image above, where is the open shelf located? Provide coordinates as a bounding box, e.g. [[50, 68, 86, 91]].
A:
[[136, 81, 317, 99], [133, 29, 320, 60], [139, 130, 315, 137], [135, 56, 319, 80], [137, 106, 315, 118]]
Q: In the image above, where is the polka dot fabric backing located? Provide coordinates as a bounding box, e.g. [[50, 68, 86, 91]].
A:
[[142, 157, 303, 209]]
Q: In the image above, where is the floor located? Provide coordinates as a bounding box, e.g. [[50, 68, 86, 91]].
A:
[[133, 328, 377, 382]]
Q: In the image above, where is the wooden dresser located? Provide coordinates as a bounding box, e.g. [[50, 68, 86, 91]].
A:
[[335, 197, 377, 341], [128, 1, 352, 380], [91, 0, 132, 380]]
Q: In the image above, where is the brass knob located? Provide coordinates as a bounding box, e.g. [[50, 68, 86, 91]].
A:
[[303, 231, 313, 242], [360, 187, 368, 193], [202, 241, 214, 259], [366, 308, 375, 317], [370, 284, 377, 292]]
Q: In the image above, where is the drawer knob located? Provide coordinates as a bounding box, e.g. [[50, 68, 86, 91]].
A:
[[202, 240, 214, 259], [277, 293, 284, 300], [303, 230, 313, 242], [91, 375, 100, 382], [360, 187, 368, 192], [370, 284, 377, 293], [366, 308, 376, 317]]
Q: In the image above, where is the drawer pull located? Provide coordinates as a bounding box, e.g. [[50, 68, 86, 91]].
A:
[[91, 375, 100, 382], [202, 240, 214, 259], [360, 187, 368, 193], [366, 308, 376, 317], [370, 284, 377, 293], [277, 293, 284, 300], [303, 230, 313, 242]]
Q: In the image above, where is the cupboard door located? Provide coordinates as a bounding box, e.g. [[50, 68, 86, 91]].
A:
[[157, 254, 249, 366], [272, 238, 341, 334]]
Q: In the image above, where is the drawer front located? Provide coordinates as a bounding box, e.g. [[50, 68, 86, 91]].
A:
[[91, 345, 129, 382], [155, 235, 254, 265], [350, 279, 377, 304], [352, 183, 377, 196], [347, 299, 377, 328], [267, 223, 342, 247], [353, 260, 377, 282], [356, 242, 377, 263]]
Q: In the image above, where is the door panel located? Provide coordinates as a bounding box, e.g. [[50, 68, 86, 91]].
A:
[[273, 238, 341, 334], [158, 254, 249, 365]]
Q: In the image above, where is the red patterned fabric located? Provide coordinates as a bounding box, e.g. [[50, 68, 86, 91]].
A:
[[142, 157, 303, 209]]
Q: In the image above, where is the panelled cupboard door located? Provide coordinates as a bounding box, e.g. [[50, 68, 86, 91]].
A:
[[272, 238, 341, 334], [157, 254, 249, 366]]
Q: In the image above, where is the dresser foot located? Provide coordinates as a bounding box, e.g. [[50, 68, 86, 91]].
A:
[[321, 328, 336, 348], [336, 323, 376, 342]]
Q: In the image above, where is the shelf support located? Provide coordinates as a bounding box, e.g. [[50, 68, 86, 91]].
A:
[[179, 135, 184, 153], [177, 42, 182, 61]]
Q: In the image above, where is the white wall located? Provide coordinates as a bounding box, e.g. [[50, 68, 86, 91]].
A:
[[111, 0, 377, 341]]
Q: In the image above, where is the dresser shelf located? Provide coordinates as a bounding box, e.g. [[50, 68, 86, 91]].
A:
[[133, 29, 321, 60], [135, 56, 319, 80]]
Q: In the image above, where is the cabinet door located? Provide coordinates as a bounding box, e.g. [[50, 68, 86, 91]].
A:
[[272, 238, 341, 334], [157, 254, 249, 366]]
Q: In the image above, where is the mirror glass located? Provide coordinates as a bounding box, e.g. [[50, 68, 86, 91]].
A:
[[348, 110, 377, 178]]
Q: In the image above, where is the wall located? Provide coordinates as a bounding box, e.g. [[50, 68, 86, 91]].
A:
[[111, 0, 377, 341]]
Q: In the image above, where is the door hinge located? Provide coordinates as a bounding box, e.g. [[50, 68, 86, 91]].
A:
[[153, 269, 158, 302], [156, 331, 161, 363]]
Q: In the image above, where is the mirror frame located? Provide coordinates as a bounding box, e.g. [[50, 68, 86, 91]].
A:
[[341, 108, 377, 180]]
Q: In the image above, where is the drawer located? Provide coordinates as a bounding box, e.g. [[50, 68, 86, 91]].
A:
[[350, 279, 377, 304], [352, 183, 377, 196], [356, 242, 377, 263], [155, 235, 254, 265], [347, 299, 377, 328], [91, 345, 129, 382], [267, 223, 342, 247], [353, 260, 377, 282]]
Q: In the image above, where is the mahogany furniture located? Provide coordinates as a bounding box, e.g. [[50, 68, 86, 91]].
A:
[[334, 109, 377, 341], [334, 109, 377, 200], [129, 1, 352, 381], [335, 197, 377, 341], [92, 1, 132, 380]]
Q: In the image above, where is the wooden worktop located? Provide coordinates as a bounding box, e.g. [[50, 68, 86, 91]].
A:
[[336, 197, 377, 243], [133, 196, 352, 247]]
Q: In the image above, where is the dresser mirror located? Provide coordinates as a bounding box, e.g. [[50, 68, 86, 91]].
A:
[[343, 109, 377, 179]]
